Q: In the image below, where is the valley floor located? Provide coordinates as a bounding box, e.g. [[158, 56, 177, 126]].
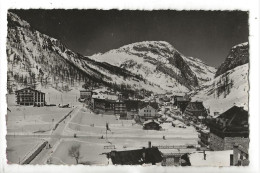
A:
[[6, 93, 198, 165]]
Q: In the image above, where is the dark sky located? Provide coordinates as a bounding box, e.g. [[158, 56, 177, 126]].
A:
[[10, 9, 249, 67]]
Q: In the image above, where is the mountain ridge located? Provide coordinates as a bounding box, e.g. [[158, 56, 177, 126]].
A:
[[89, 41, 217, 92], [7, 10, 248, 107], [7, 12, 164, 95]]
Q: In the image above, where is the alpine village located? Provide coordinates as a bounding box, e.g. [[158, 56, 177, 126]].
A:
[[6, 11, 249, 166]]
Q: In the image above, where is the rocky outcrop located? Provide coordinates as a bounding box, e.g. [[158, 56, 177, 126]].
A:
[[215, 42, 249, 77]]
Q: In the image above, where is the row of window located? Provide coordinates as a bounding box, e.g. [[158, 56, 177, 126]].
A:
[[144, 110, 151, 112], [115, 104, 126, 107], [115, 108, 126, 111]]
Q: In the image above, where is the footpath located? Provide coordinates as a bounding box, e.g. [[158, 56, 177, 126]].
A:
[[29, 106, 80, 164]]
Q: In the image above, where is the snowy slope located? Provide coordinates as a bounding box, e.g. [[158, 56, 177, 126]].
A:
[[191, 63, 249, 115], [90, 41, 216, 93], [6, 12, 165, 94], [183, 56, 216, 85], [191, 42, 249, 115]]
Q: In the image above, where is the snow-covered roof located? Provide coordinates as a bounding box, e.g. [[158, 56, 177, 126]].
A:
[[165, 117, 173, 121], [200, 129, 210, 134], [92, 94, 118, 100], [232, 42, 248, 49], [15, 87, 45, 94], [172, 120, 184, 126], [160, 148, 196, 155], [143, 120, 160, 125], [189, 150, 233, 166]]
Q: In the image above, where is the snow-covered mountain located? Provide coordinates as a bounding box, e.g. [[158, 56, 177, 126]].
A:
[[89, 41, 216, 93], [191, 42, 249, 115], [6, 12, 164, 94], [183, 56, 216, 84], [8, 11, 248, 107], [215, 42, 249, 77]]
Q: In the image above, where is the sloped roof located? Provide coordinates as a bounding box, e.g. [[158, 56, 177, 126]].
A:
[[143, 119, 160, 125], [110, 147, 162, 165], [139, 102, 159, 110], [80, 90, 92, 92], [217, 106, 248, 126], [15, 87, 44, 94], [185, 102, 206, 112]]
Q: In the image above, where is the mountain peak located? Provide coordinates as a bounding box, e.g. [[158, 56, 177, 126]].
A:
[[90, 40, 216, 93], [215, 42, 249, 77], [7, 12, 31, 28], [108, 41, 176, 55], [231, 42, 248, 50]]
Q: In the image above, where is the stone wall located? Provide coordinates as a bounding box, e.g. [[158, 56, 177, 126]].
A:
[[22, 140, 48, 164], [210, 133, 249, 151], [224, 137, 249, 150], [209, 133, 224, 150]]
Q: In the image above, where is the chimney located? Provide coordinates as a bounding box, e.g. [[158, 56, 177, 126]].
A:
[[148, 141, 151, 148], [233, 144, 239, 166], [203, 150, 206, 160]]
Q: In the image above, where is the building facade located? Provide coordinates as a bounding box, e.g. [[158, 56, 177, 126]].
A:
[[15, 87, 45, 107], [114, 101, 127, 118], [208, 106, 249, 151], [139, 105, 157, 121], [199, 130, 210, 147], [79, 90, 92, 103], [125, 100, 139, 120], [183, 101, 207, 122], [91, 97, 115, 114]]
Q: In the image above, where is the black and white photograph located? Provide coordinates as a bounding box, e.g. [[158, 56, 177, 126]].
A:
[[0, 1, 259, 172]]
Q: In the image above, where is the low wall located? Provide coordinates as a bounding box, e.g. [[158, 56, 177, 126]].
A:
[[224, 137, 249, 150], [210, 133, 249, 151], [53, 109, 74, 131], [21, 140, 48, 164], [209, 133, 224, 150]]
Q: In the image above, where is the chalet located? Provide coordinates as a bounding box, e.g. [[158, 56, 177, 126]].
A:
[[183, 101, 207, 122], [138, 102, 159, 121], [108, 147, 162, 165], [173, 94, 188, 105], [208, 106, 249, 151], [173, 95, 183, 104], [91, 97, 115, 114], [15, 87, 45, 107], [114, 100, 127, 119], [143, 120, 161, 130], [79, 90, 92, 103], [125, 100, 140, 120], [176, 98, 190, 113]]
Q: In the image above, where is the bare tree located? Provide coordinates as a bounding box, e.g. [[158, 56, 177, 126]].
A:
[[68, 144, 81, 164]]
